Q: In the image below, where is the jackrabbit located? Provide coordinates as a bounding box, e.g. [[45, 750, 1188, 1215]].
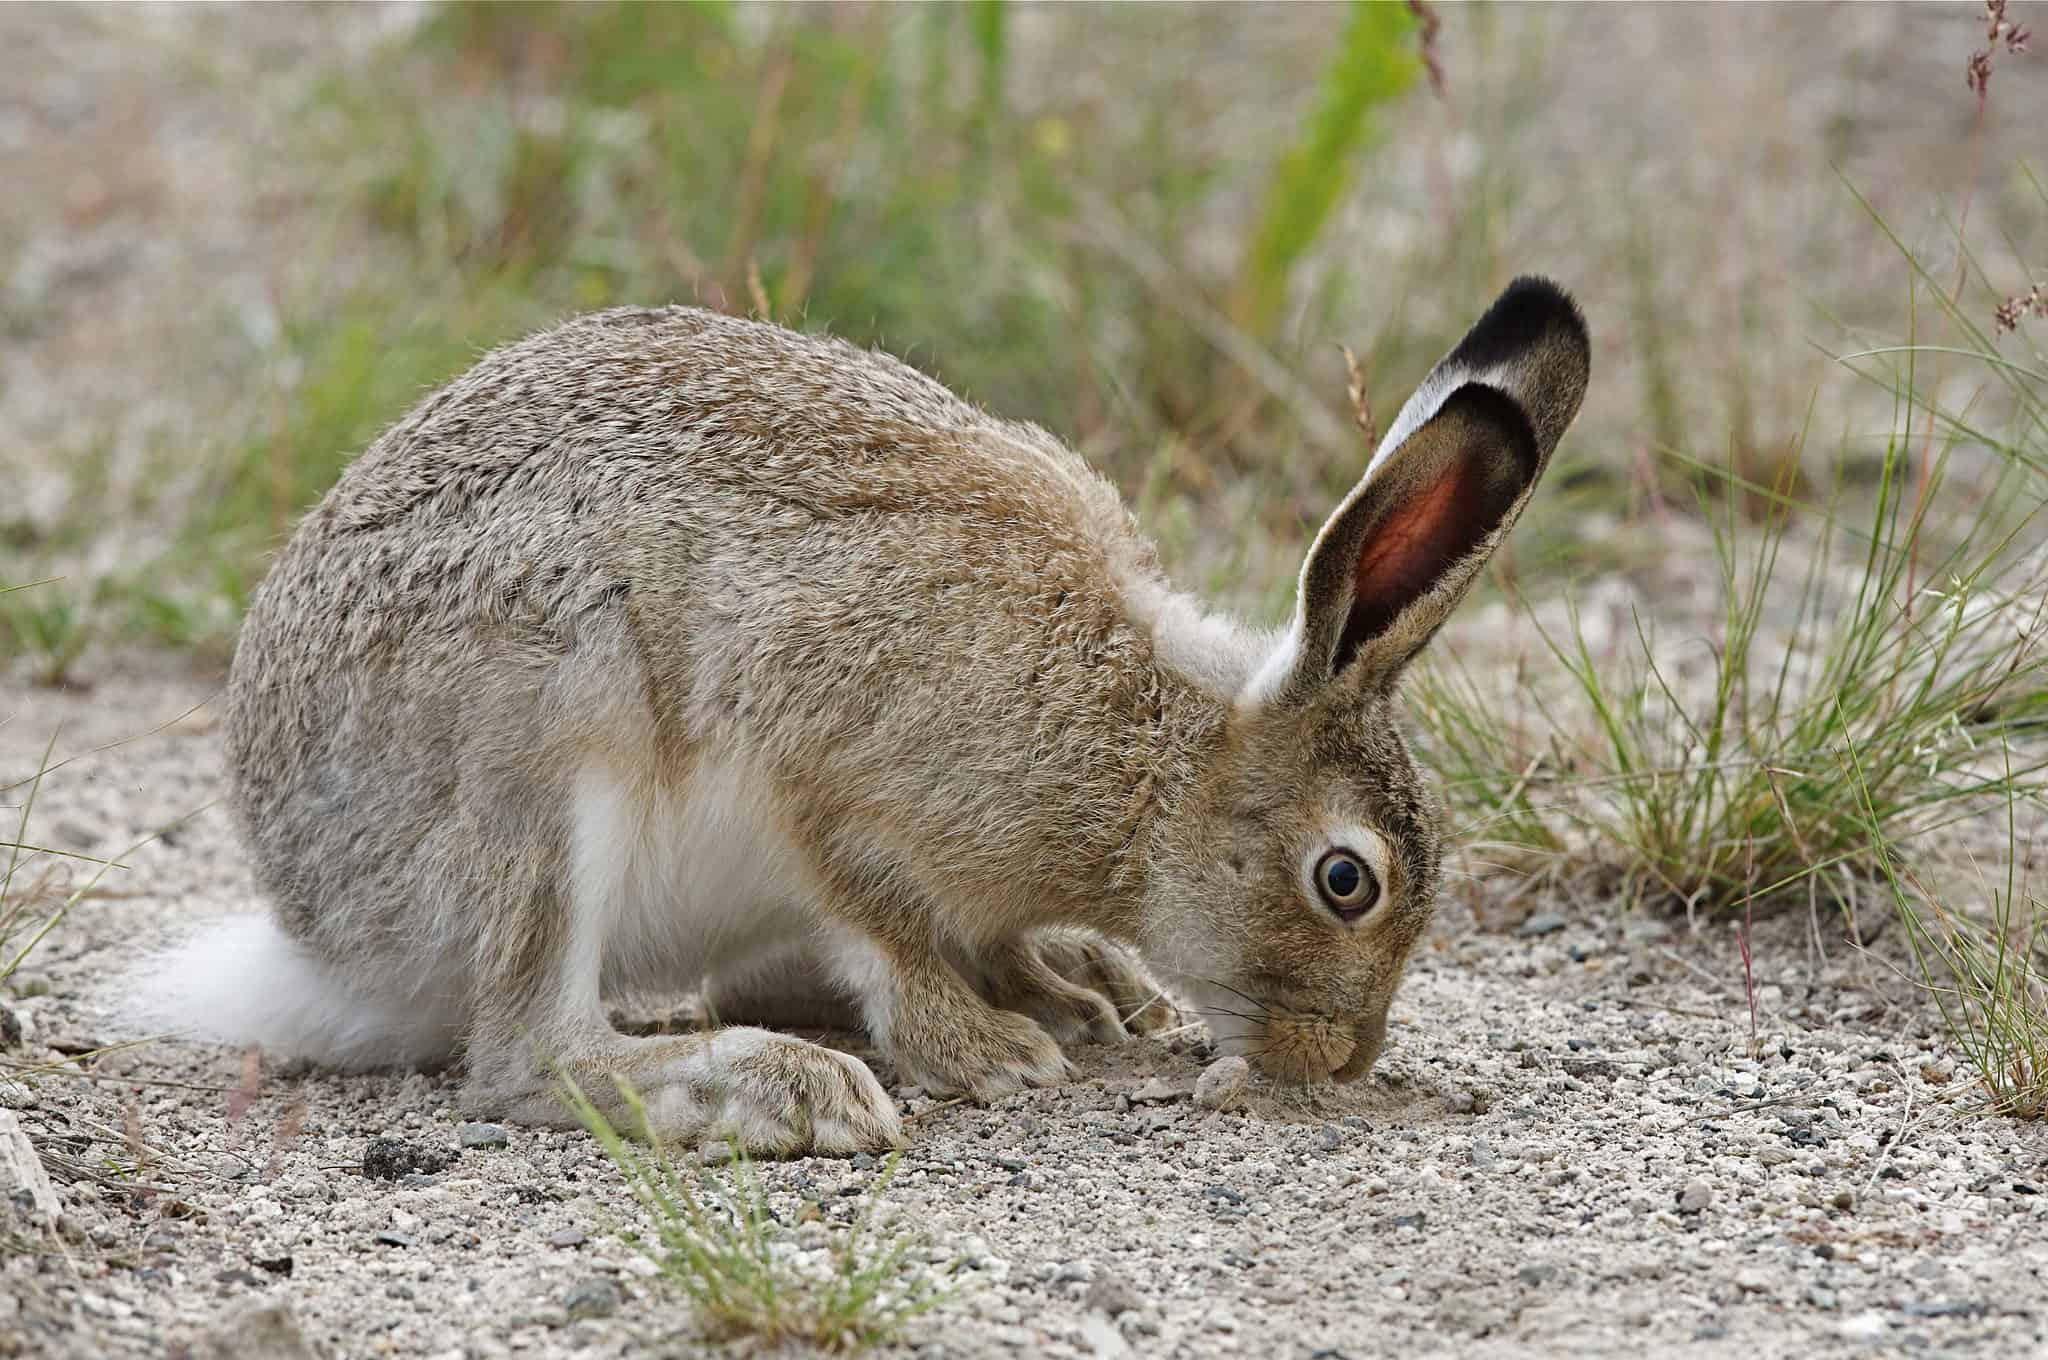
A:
[[130, 277, 1588, 1155]]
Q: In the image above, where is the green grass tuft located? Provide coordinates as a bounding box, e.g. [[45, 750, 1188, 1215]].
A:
[[562, 1075, 954, 1351], [1413, 257, 2048, 921], [1863, 747, 2047, 1120]]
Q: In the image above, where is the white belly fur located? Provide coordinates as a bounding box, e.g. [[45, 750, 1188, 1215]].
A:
[[568, 753, 819, 1007]]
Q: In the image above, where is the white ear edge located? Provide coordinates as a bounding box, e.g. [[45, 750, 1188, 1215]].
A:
[[1236, 357, 1518, 712], [1361, 359, 1518, 483]]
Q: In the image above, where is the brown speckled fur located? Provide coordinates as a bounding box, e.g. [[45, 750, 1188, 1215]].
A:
[[215, 280, 1588, 1152]]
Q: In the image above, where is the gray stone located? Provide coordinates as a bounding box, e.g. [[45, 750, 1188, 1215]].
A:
[[0, 1111, 60, 1225], [1313, 1124, 1344, 1152], [1085, 1271, 1143, 1316], [457, 1122, 509, 1150], [1193, 1056, 1250, 1112], [1677, 1177, 1713, 1215], [547, 1227, 586, 1248], [1518, 911, 1568, 937], [564, 1276, 623, 1320]]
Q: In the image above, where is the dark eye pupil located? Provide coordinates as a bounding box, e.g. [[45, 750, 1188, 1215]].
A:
[[1326, 858, 1361, 898]]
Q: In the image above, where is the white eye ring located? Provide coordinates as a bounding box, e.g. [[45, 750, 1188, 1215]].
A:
[[1301, 827, 1392, 925], [1315, 849, 1379, 918]]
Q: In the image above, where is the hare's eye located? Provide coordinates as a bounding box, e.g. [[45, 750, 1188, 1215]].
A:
[[1315, 849, 1380, 922]]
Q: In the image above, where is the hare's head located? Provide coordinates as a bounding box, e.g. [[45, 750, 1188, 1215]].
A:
[[1140, 277, 1589, 1083]]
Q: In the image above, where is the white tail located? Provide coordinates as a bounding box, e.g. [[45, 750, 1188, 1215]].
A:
[[114, 915, 462, 1071]]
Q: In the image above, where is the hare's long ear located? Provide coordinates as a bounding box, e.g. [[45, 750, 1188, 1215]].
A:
[[1250, 276, 1589, 704]]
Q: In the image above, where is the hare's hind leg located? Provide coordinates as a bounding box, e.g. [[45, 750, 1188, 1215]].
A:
[[696, 944, 866, 1033], [472, 1021, 901, 1156], [460, 771, 901, 1156]]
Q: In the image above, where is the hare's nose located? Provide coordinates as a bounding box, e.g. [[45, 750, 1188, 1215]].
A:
[[1331, 1002, 1390, 1082]]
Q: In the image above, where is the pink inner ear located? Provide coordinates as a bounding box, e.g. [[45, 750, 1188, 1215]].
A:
[[1340, 451, 1509, 662]]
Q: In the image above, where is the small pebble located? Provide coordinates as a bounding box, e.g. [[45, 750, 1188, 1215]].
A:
[[1313, 1124, 1343, 1153], [563, 1277, 622, 1321], [457, 1123, 510, 1150], [1677, 1178, 1713, 1215], [1517, 911, 1568, 938], [1085, 1272, 1143, 1316], [362, 1138, 453, 1181], [547, 1228, 586, 1249], [1193, 1056, 1250, 1112]]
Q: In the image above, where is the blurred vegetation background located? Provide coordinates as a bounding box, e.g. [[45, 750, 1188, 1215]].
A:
[[2, 0, 2038, 661]]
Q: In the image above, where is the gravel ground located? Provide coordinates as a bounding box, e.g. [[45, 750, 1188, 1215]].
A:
[[4, 657, 2046, 1359]]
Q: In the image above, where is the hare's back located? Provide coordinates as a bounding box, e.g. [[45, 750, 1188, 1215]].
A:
[[307, 306, 1103, 545]]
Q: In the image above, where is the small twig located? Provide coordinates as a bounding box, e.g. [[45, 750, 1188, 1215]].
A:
[[0, 1061, 241, 1095], [1407, 0, 1446, 98], [1689, 1092, 1818, 1123], [901, 1096, 972, 1124], [0, 696, 218, 795], [1626, 1000, 1725, 1022]]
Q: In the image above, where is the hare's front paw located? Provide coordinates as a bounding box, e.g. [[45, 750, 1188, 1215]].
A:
[[1017, 931, 1187, 1040], [885, 985, 1073, 1100], [965, 931, 1159, 1046]]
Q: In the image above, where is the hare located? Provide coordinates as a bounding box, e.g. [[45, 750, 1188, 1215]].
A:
[[129, 277, 1587, 1155]]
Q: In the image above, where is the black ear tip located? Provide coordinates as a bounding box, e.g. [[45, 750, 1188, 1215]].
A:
[[1449, 275, 1589, 372], [1501, 275, 1588, 348]]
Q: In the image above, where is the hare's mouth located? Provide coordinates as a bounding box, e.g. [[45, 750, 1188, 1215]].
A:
[[1252, 1011, 1363, 1083], [1170, 974, 1382, 1084]]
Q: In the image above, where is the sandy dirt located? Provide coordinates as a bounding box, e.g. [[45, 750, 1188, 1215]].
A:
[[3, 657, 2046, 1359]]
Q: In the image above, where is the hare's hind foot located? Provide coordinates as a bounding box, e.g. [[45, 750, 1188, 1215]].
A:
[[471, 1027, 902, 1156]]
